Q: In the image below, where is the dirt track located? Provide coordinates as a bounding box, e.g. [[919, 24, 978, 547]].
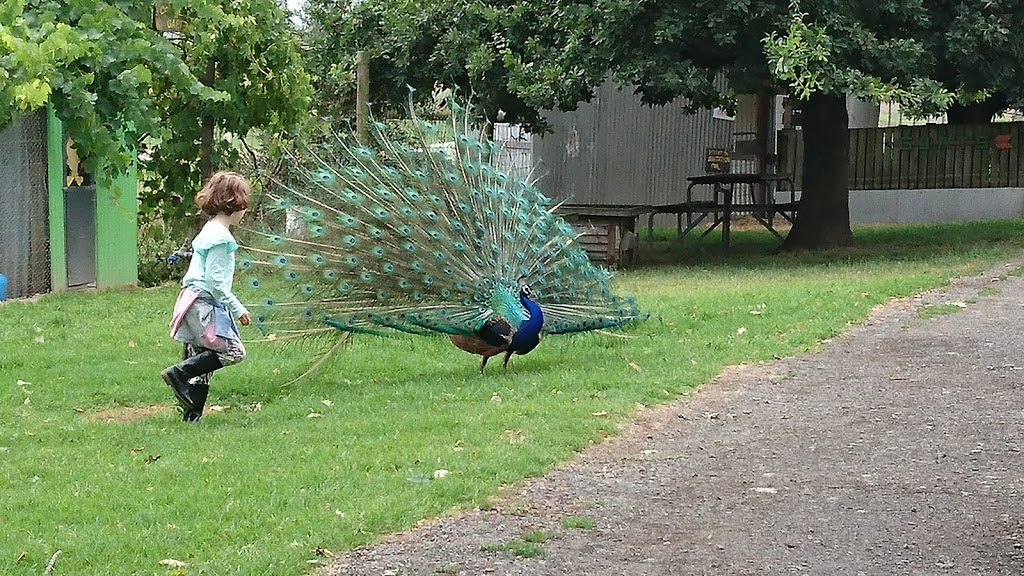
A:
[[323, 257, 1024, 576]]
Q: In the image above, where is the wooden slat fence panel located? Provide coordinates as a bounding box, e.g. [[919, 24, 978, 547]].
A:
[[778, 123, 1024, 190]]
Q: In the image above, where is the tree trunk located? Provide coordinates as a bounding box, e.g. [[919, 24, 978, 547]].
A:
[[946, 95, 1008, 125], [780, 93, 853, 251], [200, 60, 216, 182]]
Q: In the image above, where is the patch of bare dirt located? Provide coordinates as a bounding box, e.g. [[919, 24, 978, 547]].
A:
[[89, 404, 171, 422]]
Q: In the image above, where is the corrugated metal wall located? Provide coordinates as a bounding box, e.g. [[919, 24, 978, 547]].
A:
[[0, 111, 51, 299], [534, 80, 735, 206]]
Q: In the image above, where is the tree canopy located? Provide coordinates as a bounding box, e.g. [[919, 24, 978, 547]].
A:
[[307, 0, 1023, 249], [1, 0, 311, 223]]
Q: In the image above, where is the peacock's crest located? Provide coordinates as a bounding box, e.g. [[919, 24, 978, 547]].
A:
[[236, 103, 643, 369]]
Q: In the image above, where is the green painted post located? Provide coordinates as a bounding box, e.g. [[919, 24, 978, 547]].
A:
[[45, 105, 67, 292]]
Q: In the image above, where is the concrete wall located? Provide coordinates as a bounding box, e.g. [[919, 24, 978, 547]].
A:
[[848, 188, 1024, 225]]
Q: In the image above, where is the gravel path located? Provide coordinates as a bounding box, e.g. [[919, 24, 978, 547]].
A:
[[323, 257, 1024, 576]]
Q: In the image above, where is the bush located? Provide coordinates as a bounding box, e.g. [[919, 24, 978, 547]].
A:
[[137, 220, 191, 287]]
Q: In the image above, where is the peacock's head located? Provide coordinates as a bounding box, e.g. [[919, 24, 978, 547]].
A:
[[516, 276, 536, 300]]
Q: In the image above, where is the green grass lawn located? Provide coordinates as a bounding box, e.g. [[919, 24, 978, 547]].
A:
[[1, 219, 1022, 575]]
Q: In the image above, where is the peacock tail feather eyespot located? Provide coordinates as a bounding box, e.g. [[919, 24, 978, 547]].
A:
[[423, 276, 434, 286], [260, 297, 275, 307], [371, 247, 386, 258], [301, 307, 315, 320], [367, 226, 384, 238], [452, 241, 466, 251], [397, 278, 410, 289], [427, 230, 443, 241], [432, 250, 447, 261], [399, 206, 415, 218], [376, 289, 390, 301], [342, 235, 358, 247], [338, 213, 357, 226], [396, 224, 412, 236], [283, 270, 299, 281], [360, 271, 374, 282], [273, 255, 288, 267], [343, 190, 363, 203], [309, 225, 326, 237], [239, 258, 253, 269], [402, 240, 417, 253], [343, 255, 359, 267], [409, 260, 424, 272], [428, 195, 442, 206], [381, 262, 395, 273], [337, 282, 353, 294], [353, 147, 375, 161], [300, 285, 315, 295], [268, 235, 284, 246], [347, 166, 368, 180], [322, 270, 337, 280], [248, 278, 261, 288]]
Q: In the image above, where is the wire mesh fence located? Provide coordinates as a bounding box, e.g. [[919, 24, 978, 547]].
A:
[[0, 110, 51, 300]]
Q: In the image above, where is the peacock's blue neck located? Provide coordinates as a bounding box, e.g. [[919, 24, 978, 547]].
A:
[[511, 294, 543, 351]]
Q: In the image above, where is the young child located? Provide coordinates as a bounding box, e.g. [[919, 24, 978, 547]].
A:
[[163, 171, 251, 421]]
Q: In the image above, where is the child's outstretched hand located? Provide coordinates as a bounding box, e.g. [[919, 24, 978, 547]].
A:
[[238, 311, 251, 326]]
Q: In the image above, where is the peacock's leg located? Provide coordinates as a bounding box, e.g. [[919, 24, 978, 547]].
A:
[[479, 355, 490, 374], [501, 350, 514, 372]]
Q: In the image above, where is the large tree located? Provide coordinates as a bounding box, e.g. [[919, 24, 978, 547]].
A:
[[308, 0, 1018, 249], [1, 0, 312, 225], [925, 0, 1024, 124]]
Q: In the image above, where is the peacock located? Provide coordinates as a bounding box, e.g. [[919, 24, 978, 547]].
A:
[[236, 103, 644, 373]]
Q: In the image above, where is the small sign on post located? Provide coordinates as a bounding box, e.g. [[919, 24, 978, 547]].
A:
[[705, 147, 731, 173], [152, 3, 184, 32]]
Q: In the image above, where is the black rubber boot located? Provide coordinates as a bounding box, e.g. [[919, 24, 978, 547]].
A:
[[184, 384, 210, 422], [162, 351, 222, 417]]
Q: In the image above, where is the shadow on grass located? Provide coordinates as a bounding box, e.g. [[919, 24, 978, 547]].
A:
[[634, 218, 1024, 271]]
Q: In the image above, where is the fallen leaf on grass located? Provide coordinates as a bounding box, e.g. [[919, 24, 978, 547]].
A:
[[159, 559, 187, 568]]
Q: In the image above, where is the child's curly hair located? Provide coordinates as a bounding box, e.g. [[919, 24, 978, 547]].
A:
[[195, 171, 251, 216]]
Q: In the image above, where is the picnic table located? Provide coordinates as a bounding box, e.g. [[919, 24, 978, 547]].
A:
[[646, 173, 799, 253]]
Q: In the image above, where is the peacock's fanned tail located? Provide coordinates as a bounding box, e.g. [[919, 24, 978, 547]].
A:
[[237, 104, 643, 341]]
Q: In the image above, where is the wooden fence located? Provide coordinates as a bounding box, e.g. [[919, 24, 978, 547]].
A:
[[778, 122, 1024, 190]]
